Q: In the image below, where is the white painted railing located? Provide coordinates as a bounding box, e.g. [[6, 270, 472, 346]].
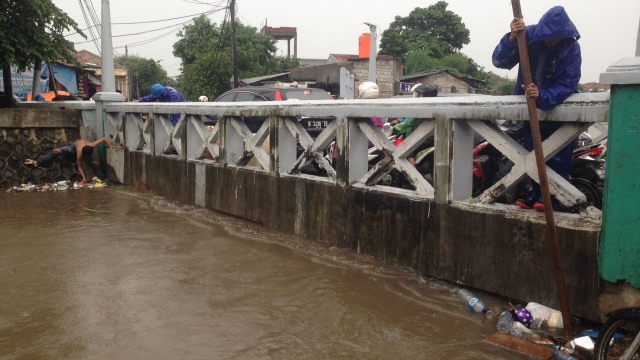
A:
[[53, 93, 611, 208]]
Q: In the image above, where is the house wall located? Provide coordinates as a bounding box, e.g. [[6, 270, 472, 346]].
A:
[[289, 63, 351, 85], [352, 58, 402, 98], [290, 58, 402, 99]]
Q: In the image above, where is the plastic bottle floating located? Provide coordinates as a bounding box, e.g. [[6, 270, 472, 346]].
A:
[[457, 288, 488, 314]]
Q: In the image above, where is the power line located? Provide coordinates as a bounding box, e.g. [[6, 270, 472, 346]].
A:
[[78, 0, 101, 53], [64, 10, 221, 37], [72, 8, 226, 46], [181, 0, 226, 6]]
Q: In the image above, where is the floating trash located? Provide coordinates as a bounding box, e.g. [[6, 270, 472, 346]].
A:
[[5, 179, 107, 193]]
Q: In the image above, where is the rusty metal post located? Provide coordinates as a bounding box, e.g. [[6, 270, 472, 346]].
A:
[[510, 0, 572, 336]]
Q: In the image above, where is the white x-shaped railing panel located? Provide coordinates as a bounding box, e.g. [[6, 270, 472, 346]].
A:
[[171, 114, 187, 157], [357, 119, 435, 197], [188, 115, 219, 160], [124, 113, 145, 151], [105, 112, 124, 145], [284, 118, 337, 180], [228, 117, 270, 170], [142, 113, 153, 153], [155, 114, 175, 155], [470, 120, 590, 206]]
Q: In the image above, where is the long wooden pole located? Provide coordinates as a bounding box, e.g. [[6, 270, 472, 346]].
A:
[[510, 0, 572, 337]]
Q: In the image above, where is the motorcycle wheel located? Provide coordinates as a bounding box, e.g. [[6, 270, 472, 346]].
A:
[[570, 177, 602, 209], [593, 317, 640, 360]]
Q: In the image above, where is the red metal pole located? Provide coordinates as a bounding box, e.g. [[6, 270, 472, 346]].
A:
[[510, 0, 573, 337]]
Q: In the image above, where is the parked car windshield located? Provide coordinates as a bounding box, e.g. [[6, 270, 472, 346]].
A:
[[281, 89, 332, 101]]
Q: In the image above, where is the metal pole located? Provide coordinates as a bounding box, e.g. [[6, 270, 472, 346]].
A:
[[365, 23, 377, 83], [47, 62, 59, 98], [230, 0, 239, 88], [510, 0, 572, 337]]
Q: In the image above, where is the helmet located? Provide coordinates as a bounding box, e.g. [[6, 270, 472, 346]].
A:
[[412, 83, 438, 98], [358, 81, 379, 99], [514, 307, 533, 327], [151, 84, 165, 99], [198, 95, 209, 102]]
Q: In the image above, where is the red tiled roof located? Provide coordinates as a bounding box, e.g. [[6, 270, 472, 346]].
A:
[[74, 50, 102, 67]]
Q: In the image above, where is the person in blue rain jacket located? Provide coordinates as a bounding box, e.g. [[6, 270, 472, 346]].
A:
[[137, 83, 186, 126], [492, 6, 581, 212]]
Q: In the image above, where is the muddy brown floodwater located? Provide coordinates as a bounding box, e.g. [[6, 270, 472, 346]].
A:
[[0, 186, 530, 359]]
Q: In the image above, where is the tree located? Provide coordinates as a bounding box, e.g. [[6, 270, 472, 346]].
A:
[[405, 50, 441, 75], [115, 55, 172, 99], [173, 15, 299, 101], [495, 78, 517, 95], [379, 1, 470, 60], [0, 0, 84, 106]]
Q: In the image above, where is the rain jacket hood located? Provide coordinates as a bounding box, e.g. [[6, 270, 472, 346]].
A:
[[138, 86, 186, 126], [531, 6, 580, 43], [491, 6, 581, 111]]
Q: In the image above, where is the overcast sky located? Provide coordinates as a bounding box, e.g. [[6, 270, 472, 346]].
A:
[[53, 0, 639, 83]]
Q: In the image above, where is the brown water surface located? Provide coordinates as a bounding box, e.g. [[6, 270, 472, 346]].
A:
[[0, 187, 529, 359]]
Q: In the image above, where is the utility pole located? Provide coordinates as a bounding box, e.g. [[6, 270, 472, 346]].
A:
[[230, 0, 239, 88], [364, 22, 377, 84], [100, 0, 116, 92]]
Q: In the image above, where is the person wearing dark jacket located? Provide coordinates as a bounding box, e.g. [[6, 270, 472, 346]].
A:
[[492, 6, 581, 212], [137, 84, 186, 126]]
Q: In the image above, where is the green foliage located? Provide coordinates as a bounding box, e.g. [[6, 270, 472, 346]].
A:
[[379, 1, 470, 60], [494, 78, 517, 95], [172, 16, 299, 101], [115, 55, 171, 99], [405, 51, 441, 75], [406, 51, 482, 77], [0, 0, 84, 71]]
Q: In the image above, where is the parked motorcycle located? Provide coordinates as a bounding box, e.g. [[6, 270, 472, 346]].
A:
[[471, 121, 607, 210], [593, 307, 640, 360], [570, 141, 606, 209]]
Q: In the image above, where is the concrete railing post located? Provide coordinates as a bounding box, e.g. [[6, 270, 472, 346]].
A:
[[93, 92, 125, 182], [274, 115, 296, 175], [345, 118, 369, 186], [599, 56, 640, 287], [434, 114, 453, 204], [335, 116, 349, 187]]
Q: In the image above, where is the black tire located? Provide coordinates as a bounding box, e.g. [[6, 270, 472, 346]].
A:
[[570, 178, 602, 209], [593, 317, 640, 360]]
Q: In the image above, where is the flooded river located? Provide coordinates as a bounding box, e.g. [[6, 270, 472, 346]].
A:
[[0, 186, 529, 359]]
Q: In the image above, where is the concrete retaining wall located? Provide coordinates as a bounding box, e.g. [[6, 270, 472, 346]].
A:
[[0, 108, 83, 188], [124, 150, 605, 321]]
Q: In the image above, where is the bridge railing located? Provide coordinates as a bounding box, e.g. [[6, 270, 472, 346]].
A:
[[100, 92, 609, 209]]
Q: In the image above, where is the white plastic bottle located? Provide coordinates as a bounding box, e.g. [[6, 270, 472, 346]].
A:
[[496, 310, 514, 333], [458, 288, 488, 314]]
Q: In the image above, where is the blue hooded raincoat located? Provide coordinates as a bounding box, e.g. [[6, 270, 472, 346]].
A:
[[139, 85, 186, 126], [492, 6, 582, 206]]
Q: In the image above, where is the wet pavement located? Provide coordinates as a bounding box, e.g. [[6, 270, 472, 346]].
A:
[[0, 186, 530, 359]]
